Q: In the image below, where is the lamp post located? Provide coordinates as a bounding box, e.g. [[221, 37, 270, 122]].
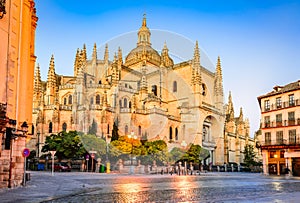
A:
[[106, 134, 111, 174], [128, 131, 137, 174], [50, 150, 56, 176]]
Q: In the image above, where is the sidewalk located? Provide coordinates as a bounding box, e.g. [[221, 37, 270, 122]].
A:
[[0, 171, 111, 203]]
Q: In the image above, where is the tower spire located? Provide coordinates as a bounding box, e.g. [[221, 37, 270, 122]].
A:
[[92, 43, 97, 61], [137, 14, 151, 46], [104, 44, 109, 63]]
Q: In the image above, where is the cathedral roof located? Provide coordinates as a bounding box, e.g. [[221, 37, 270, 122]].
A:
[[125, 45, 161, 67], [125, 14, 162, 67]]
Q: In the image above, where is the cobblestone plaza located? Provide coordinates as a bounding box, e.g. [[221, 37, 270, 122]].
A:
[[1, 172, 300, 202]]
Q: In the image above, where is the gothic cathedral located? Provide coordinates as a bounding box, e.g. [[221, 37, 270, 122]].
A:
[[30, 16, 254, 165]]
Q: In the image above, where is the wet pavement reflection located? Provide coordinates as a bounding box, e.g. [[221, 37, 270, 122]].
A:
[[46, 174, 300, 203]]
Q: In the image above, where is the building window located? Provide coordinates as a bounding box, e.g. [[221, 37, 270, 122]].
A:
[[125, 125, 128, 135], [289, 94, 295, 107], [169, 127, 173, 140], [264, 100, 270, 111], [107, 124, 110, 135], [276, 97, 282, 109], [265, 132, 271, 144], [289, 129, 296, 144], [280, 150, 285, 158], [138, 126, 142, 136], [264, 116, 270, 128], [173, 81, 177, 92], [270, 151, 276, 158], [90, 97, 94, 105], [129, 101, 132, 109], [49, 122, 53, 133], [68, 95, 72, 104], [96, 95, 100, 104], [288, 112, 295, 126], [64, 98, 67, 105], [202, 84, 206, 96], [119, 100, 122, 108], [124, 98, 127, 108], [276, 131, 283, 144], [175, 127, 178, 140], [276, 114, 282, 127], [152, 85, 157, 96], [62, 122, 67, 132]]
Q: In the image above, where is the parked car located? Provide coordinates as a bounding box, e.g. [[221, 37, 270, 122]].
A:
[[54, 162, 71, 172]]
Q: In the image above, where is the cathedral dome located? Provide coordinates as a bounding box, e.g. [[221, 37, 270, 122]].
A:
[[124, 15, 161, 67], [125, 45, 161, 67]]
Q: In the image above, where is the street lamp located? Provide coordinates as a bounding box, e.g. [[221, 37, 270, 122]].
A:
[[106, 134, 111, 173], [128, 131, 137, 174], [50, 150, 56, 176]]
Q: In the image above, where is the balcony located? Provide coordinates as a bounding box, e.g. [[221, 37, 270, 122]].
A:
[[262, 118, 300, 128], [262, 99, 300, 113], [257, 137, 300, 150]]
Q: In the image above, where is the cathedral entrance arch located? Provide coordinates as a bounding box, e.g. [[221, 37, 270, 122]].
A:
[[202, 115, 221, 165]]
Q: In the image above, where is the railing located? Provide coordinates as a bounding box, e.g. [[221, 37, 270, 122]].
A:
[[59, 84, 75, 89], [118, 86, 137, 93], [86, 84, 110, 89], [262, 118, 300, 128], [263, 99, 300, 112], [90, 105, 102, 110], [258, 137, 300, 147], [59, 105, 72, 111], [120, 108, 131, 113]]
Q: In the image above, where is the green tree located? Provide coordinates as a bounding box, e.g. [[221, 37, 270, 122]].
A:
[[169, 147, 185, 163], [79, 134, 107, 159], [141, 140, 168, 165], [244, 144, 258, 166], [41, 131, 86, 160], [111, 121, 119, 142], [88, 119, 97, 135]]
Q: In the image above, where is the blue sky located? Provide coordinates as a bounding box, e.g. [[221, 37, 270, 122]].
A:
[[35, 0, 300, 136]]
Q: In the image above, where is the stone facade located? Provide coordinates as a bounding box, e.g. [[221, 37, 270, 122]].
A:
[[30, 16, 252, 166], [224, 92, 257, 165], [0, 0, 38, 188]]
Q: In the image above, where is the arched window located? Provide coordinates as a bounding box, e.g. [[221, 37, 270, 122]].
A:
[[124, 98, 127, 108], [64, 98, 67, 105], [119, 99, 122, 108], [202, 84, 206, 96], [138, 126, 142, 136], [68, 95, 72, 104], [152, 85, 157, 96], [96, 95, 101, 104], [49, 122, 53, 133], [98, 80, 102, 84], [90, 97, 94, 105], [173, 81, 177, 92], [175, 127, 178, 140], [125, 125, 128, 135], [169, 127, 173, 140], [129, 101, 132, 109], [62, 122, 67, 132]]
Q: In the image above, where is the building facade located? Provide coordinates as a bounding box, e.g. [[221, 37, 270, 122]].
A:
[[257, 80, 300, 176], [224, 92, 256, 165], [0, 0, 38, 188], [30, 16, 253, 166]]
